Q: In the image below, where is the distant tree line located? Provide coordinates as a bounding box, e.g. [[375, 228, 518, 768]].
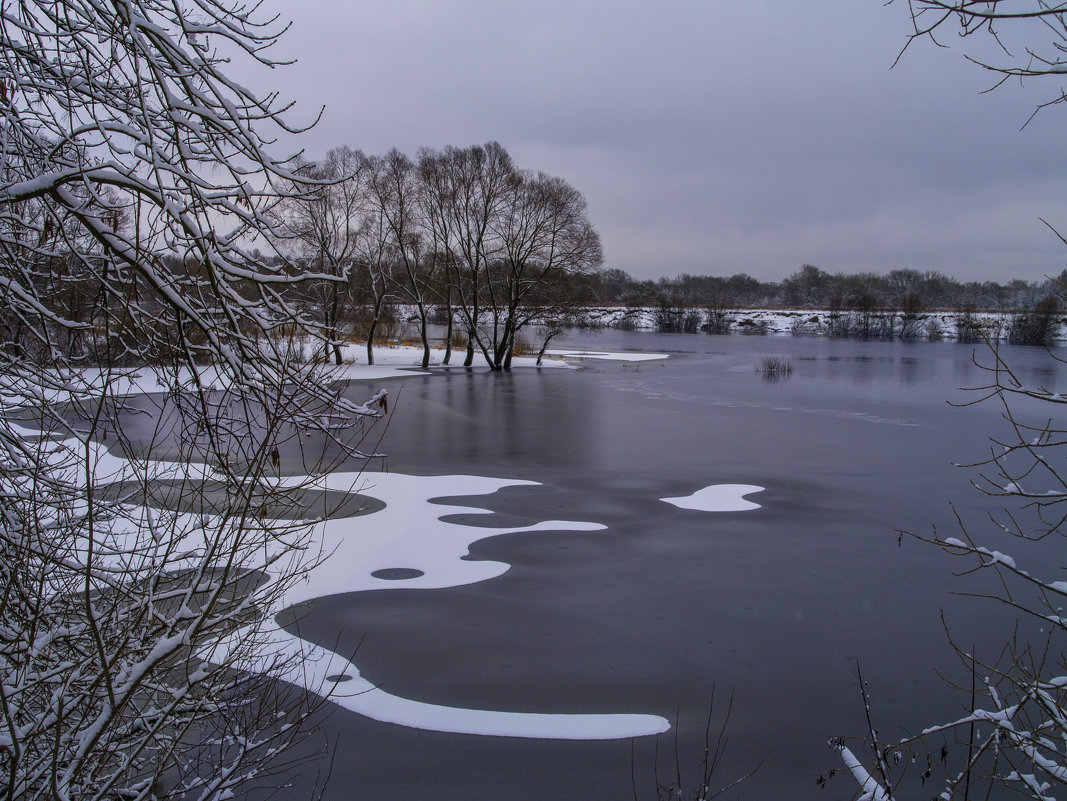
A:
[[582, 263, 1065, 345], [587, 263, 1065, 314]]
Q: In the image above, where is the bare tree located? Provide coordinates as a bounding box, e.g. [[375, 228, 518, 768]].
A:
[[0, 2, 383, 799], [416, 144, 601, 371], [373, 149, 437, 369], [357, 154, 401, 366], [275, 147, 367, 365], [435, 142, 515, 368], [418, 149, 461, 365], [491, 171, 603, 369]]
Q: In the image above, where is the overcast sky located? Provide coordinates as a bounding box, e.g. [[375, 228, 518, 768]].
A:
[[241, 0, 1067, 283]]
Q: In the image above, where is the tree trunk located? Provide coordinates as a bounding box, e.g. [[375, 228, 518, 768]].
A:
[[367, 314, 379, 365], [535, 331, 558, 366], [442, 291, 453, 365], [419, 314, 431, 369], [494, 317, 513, 369], [443, 305, 453, 365]]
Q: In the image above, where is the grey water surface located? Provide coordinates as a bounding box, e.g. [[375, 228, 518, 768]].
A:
[[269, 332, 1066, 801]]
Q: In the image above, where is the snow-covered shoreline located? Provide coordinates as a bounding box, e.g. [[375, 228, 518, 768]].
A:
[[581, 305, 1054, 339], [325, 341, 669, 376]]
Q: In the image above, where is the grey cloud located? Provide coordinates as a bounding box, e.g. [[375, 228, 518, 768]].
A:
[[245, 0, 1067, 282]]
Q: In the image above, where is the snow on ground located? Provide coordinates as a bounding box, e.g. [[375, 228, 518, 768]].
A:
[[1, 340, 666, 413], [661, 484, 765, 512], [0, 365, 231, 409], [330, 341, 576, 375], [587, 306, 1033, 338]]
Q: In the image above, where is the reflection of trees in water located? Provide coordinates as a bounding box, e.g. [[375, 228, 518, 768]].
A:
[[897, 355, 921, 386], [369, 370, 594, 470]]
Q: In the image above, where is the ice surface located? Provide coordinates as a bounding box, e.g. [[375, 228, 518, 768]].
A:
[[7, 365, 699, 741], [241, 471, 673, 739], [223, 626, 670, 739]]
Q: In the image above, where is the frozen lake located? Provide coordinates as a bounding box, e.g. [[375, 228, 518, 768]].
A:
[[247, 330, 1067, 800]]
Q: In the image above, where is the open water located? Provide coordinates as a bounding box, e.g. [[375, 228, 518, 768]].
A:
[[263, 331, 1066, 800]]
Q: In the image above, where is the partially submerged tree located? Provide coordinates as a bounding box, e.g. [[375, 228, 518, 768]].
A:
[[488, 170, 603, 369], [434, 142, 515, 368], [354, 154, 399, 366], [0, 2, 382, 799], [414, 142, 602, 370]]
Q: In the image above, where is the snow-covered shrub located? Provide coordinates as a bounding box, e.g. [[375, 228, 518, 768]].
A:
[[790, 316, 819, 336], [955, 310, 990, 344], [1008, 296, 1061, 347], [703, 307, 734, 335], [736, 317, 769, 335], [654, 300, 696, 333], [898, 313, 926, 340]]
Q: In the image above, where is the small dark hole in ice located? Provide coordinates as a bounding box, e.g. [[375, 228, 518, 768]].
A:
[[370, 567, 424, 580], [326, 674, 353, 683]]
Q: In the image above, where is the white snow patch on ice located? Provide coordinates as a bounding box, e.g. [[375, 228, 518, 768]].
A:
[[219, 626, 669, 739], [544, 349, 668, 363], [270, 471, 606, 598], [7, 364, 690, 740], [17, 431, 671, 740], [661, 484, 765, 512], [331, 342, 574, 376], [239, 470, 672, 739]]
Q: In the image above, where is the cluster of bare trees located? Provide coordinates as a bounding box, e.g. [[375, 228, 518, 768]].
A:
[[276, 143, 603, 371], [0, 1, 385, 799]]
